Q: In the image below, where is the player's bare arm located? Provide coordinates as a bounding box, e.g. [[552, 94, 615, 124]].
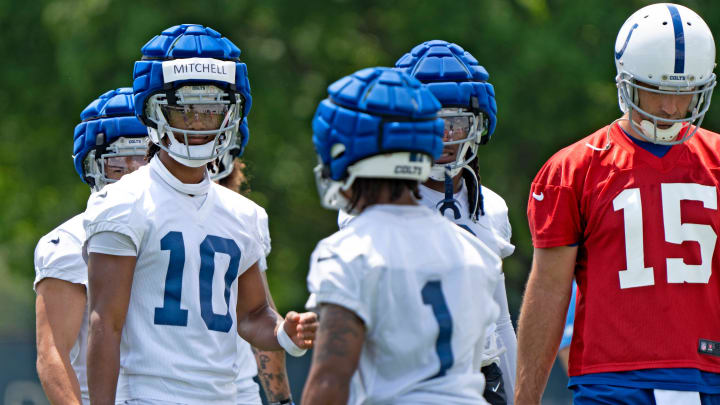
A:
[[301, 303, 365, 404], [35, 278, 86, 405], [515, 245, 577, 404], [236, 262, 317, 351], [86, 253, 136, 405], [251, 271, 292, 402]]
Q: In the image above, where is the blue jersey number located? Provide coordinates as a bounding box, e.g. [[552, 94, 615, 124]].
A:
[[154, 231, 241, 333], [422, 280, 454, 379]]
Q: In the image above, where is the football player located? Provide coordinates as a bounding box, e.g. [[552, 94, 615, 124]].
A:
[[517, 4, 720, 404], [338, 40, 516, 405], [302, 67, 502, 404], [83, 25, 316, 404], [34, 87, 149, 405], [395, 40, 516, 405]]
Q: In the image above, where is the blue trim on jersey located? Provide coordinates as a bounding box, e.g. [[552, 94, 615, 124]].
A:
[[569, 368, 720, 394], [667, 4, 686, 74], [559, 280, 577, 349], [621, 127, 673, 157]]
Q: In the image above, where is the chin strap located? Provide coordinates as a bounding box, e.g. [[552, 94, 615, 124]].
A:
[[436, 167, 462, 220], [462, 166, 484, 221]]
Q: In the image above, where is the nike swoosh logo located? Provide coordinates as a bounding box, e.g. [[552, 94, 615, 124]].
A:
[[317, 254, 338, 263], [532, 192, 544, 201], [491, 383, 501, 392], [50, 237, 60, 245]]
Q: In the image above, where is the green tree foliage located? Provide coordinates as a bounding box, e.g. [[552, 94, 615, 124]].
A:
[[2, 0, 719, 337]]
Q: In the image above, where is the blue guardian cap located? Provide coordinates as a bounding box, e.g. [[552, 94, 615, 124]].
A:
[[312, 67, 444, 210], [132, 24, 252, 167], [73, 87, 149, 191], [395, 40, 497, 181]]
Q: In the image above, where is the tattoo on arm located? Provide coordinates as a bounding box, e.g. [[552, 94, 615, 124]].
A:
[[251, 347, 290, 402], [302, 304, 365, 404], [314, 304, 365, 365]]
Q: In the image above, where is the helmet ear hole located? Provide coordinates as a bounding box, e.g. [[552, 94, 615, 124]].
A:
[[331, 143, 346, 159], [689, 93, 701, 113]]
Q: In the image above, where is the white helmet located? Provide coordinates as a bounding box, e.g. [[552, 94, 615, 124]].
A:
[[615, 3, 716, 144]]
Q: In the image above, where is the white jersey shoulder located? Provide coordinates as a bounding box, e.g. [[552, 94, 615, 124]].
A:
[[84, 163, 266, 404], [34, 213, 87, 289], [34, 212, 90, 402], [479, 185, 514, 257], [309, 204, 500, 404]]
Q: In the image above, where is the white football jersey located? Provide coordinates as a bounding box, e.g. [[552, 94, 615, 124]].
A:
[[33, 213, 90, 403], [309, 204, 501, 405], [84, 158, 267, 404], [337, 181, 518, 401], [415, 182, 518, 402]]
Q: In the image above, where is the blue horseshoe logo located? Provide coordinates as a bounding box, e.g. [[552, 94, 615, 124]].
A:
[[615, 23, 639, 60]]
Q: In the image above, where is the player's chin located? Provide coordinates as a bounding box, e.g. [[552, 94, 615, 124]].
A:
[[434, 154, 456, 165]]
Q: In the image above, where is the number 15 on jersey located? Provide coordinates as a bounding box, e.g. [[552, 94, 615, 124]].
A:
[[613, 183, 717, 289]]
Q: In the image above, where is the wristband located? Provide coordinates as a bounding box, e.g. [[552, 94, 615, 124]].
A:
[[277, 320, 307, 357], [268, 399, 293, 405]]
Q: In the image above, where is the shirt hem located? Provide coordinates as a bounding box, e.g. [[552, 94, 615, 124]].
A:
[[570, 361, 720, 377]]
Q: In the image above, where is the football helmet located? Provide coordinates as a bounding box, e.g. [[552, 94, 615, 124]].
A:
[[395, 40, 497, 181], [615, 3, 716, 144], [312, 67, 444, 211], [132, 24, 252, 167], [208, 125, 243, 181], [73, 87, 149, 191]]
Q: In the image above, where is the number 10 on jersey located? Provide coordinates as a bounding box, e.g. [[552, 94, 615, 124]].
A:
[[613, 183, 717, 289]]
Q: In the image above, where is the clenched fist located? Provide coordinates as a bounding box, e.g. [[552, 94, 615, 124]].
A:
[[283, 311, 318, 349]]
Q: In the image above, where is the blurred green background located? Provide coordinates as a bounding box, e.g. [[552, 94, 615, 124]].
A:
[[1, 0, 719, 403]]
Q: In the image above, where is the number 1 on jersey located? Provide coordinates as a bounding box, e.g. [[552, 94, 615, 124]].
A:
[[422, 281, 454, 379], [613, 189, 654, 288], [154, 232, 189, 326]]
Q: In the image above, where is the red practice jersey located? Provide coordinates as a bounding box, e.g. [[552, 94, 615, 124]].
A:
[[528, 123, 720, 376]]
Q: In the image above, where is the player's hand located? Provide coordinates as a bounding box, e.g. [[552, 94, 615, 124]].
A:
[[283, 311, 318, 349]]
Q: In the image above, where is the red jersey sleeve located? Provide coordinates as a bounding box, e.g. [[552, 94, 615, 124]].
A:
[[527, 148, 585, 248]]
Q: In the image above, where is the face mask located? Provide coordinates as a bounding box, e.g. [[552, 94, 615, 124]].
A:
[[165, 131, 220, 167], [639, 120, 684, 142]]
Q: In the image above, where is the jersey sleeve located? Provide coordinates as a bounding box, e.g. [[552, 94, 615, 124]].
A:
[[86, 231, 138, 256], [33, 230, 87, 290], [481, 188, 515, 258], [498, 216, 515, 258], [306, 241, 372, 329], [255, 207, 271, 272], [493, 204, 515, 259], [83, 186, 145, 252], [492, 273, 517, 401], [527, 152, 584, 248]]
